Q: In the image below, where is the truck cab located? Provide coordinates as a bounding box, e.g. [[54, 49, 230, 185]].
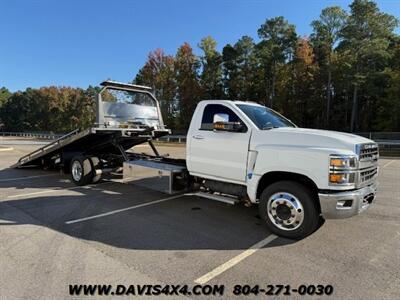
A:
[[187, 100, 378, 239]]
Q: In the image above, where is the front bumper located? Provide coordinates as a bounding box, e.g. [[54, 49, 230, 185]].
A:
[[318, 183, 377, 219]]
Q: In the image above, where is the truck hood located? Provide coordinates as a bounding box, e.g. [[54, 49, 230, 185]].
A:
[[251, 127, 374, 153]]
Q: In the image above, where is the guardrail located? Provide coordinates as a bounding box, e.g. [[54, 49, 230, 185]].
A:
[[155, 133, 400, 156], [2, 131, 399, 142], [157, 135, 187, 143], [2, 131, 400, 142], [0, 131, 187, 142], [156, 133, 400, 144], [0, 131, 63, 139], [2, 131, 400, 156]]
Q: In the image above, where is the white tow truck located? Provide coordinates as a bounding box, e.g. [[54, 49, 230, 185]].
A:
[[16, 81, 379, 239]]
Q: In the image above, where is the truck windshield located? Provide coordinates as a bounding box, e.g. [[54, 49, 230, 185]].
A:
[[237, 104, 296, 129]]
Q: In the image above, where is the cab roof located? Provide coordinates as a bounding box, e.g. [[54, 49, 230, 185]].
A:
[[199, 99, 263, 107]]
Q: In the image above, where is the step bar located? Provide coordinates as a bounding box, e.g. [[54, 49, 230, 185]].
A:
[[188, 191, 239, 205]]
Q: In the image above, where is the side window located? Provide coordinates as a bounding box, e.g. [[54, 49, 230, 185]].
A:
[[200, 104, 246, 131]]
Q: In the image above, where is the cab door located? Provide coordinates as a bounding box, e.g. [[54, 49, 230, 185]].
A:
[[188, 103, 251, 184]]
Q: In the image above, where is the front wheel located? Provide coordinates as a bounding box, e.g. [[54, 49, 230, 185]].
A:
[[259, 181, 319, 240]]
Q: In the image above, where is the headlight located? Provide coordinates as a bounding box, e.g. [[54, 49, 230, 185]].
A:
[[329, 155, 357, 185], [330, 156, 356, 168]]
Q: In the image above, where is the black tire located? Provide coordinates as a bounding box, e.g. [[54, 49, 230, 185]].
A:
[[259, 181, 319, 240], [70, 156, 93, 186], [88, 156, 101, 183]]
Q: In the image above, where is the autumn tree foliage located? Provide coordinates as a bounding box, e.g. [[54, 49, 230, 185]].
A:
[[293, 38, 319, 127], [174, 43, 202, 129], [0, 87, 95, 132], [135, 49, 176, 128], [133, 0, 399, 132]]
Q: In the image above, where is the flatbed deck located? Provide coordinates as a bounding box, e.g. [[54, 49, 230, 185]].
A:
[[14, 127, 170, 168]]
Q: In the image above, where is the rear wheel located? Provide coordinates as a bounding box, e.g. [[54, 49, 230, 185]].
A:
[[259, 181, 319, 240], [70, 156, 93, 186]]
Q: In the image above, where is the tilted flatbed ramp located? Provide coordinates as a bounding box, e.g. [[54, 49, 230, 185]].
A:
[[14, 128, 85, 167]]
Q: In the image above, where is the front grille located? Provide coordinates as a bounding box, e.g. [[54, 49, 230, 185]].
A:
[[359, 144, 379, 161], [360, 167, 378, 183], [357, 143, 379, 186]]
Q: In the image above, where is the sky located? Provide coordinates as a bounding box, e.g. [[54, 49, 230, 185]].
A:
[[1, 0, 399, 92]]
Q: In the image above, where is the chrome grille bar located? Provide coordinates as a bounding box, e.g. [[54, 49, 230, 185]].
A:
[[358, 143, 379, 162], [356, 143, 379, 187], [360, 166, 378, 183]]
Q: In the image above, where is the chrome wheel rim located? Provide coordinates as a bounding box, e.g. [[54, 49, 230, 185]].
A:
[[267, 192, 304, 231], [72, 160, 83, 182]]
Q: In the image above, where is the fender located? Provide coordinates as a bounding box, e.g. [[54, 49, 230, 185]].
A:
[[246, 144, 346, 202]]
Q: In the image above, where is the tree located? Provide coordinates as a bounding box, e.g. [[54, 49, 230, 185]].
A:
[[257, 16, 297, 107], [0, 87, 94, 132], [198, 36, 224, 99], [0, 87, 11, 108], [292, 38, 319, 127], [234, 36, 261, 101], [311, 6, 347, 128], [174, 43, 201, 129], [130, 1, 399, 132], [222, 43, 239, 99], [376, 38, 400, 131], [2, 0, 399, 134], [0, 87, 12, 129], [375, 69, 400, 131], [339, 0, 398, 131], [222, 36, 260, 101], [135, 49, 177, 128]]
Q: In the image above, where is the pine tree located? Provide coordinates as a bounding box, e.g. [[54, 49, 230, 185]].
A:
[[198, 36, 224, 99], [311, 6, 347, 128]]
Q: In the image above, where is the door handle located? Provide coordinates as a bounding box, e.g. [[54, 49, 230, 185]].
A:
[[193, 134, 204, 140]]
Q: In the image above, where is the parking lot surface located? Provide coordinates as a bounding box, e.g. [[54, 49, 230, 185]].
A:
[[1, 139, 399, 299]]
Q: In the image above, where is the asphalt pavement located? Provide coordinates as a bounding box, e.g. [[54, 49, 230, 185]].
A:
[[0, 140, 399, 299]]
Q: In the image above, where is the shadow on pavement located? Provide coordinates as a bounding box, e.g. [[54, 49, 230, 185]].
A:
[[0, 167, 307, 251]]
